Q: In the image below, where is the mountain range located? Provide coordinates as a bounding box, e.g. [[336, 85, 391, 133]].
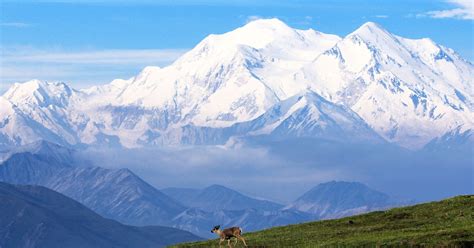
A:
[[1, 19, 472, 150], [0, 141, 402, 238], [0, 141, 186, 227], [164, 181, 400, 237]]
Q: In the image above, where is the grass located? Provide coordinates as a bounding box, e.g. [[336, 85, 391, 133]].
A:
[[171, 195, 474, 247]]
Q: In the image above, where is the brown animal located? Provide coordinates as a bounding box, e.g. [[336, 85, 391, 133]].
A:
[[211, 225, 248, 248]]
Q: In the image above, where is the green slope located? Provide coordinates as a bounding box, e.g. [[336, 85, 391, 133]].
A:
[[171, 195, 474, 247]]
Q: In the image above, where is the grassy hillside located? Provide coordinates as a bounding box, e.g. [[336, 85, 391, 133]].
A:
[[171, 195, 474, 247]]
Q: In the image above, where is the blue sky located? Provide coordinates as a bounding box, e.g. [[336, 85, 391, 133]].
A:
[[0, 0, 473, 92]]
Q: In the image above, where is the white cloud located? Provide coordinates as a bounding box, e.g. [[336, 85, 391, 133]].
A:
[[0, 47, 188, 91], [375, 15, 388, 18], [245, 15, 262, 23], [2, 48, 187, 65], [424, 0, 473, 20]]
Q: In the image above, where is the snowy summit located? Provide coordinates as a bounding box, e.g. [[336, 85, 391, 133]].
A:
[[0, 19, 472, 149]]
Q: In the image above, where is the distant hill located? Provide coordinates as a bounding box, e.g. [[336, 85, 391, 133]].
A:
[[163, 184, 283, 211], [163, 185, 305, 238], [45, 166, 186, 226], [170, 207, 312, 239], [0, 141, 186, 226], [0, 182, 201, 248], [173, 195, 474, 247], [285, 181, 396, 219], [164, 182, 404, 238]]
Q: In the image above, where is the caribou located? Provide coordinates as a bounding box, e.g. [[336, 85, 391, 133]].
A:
[[211, 225, 248, 247]]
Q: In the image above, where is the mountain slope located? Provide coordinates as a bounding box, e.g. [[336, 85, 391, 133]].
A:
[[161, 187, 201, 203], [164, 184, 283, 212], [0, 141, 186, 226], [45, 167, 186, 226], [0, 140, 76, 185], [299, 22, 473, 148], [163, 184, 293, 238], [285, 181, 394, 219], [171, 207, 312, 238], [1, 80, 82, 146], [422, 127, 473, 152], [173, 195, 474, 247], [0, 182, 201, 248], [165, 182, 402, 238], [230, 91, 384, 143]]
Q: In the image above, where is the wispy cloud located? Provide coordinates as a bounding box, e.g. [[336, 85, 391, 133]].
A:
[[292, 15, 314, 26], [78, 146, 348, 203], [0, 47, 188, 91], [375, 15, 388, 19], [0, 22, 32, 28], [245, 15, 263, 23], [3, 48, 187, 65], [422, 0, 473, 20]]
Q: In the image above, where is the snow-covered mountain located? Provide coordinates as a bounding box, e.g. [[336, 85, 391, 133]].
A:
[[0, 19, 472, 149], [284, 181, 396, 219], [228, 91, 384, 143], [299, 22, 473, 148]]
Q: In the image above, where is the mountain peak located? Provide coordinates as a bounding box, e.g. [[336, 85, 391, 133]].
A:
[[1, 19, 472, 150], [316, 180, 365, 188], [243, 18, 289, 29], [8, 140, 74, 167], [211, 18, 298, 49], [5, 79, 42, 97], [360, 21, 382, 29], [25, 140, 64, 153], [285, 181, 393, 218], [4, 80, 74, 108], [349, 21, 391, 40], [203, 184, 235, 193], [358, 22, 386, 32], [139, 66, 161, 75], [297, 90, 327, 103]]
